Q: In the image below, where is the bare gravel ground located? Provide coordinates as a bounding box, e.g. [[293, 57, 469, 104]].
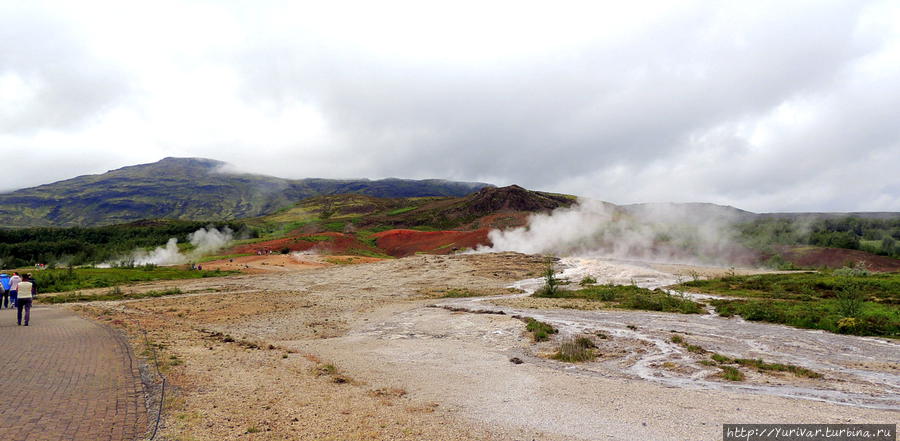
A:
[[72, 253, 898, 441]]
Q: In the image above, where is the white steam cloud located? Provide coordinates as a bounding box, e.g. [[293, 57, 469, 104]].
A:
[[187, 227, 234, 255], [480, 200, 754, 265], [120, 227, 234, 266]]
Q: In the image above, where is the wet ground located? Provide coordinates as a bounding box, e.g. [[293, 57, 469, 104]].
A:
[[440, 257, 900, 410]]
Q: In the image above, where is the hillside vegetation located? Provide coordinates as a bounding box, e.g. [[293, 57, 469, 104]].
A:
[[0, 220, 250, 268], [0, 186, 573, 266], [0, 157, 490, 228]]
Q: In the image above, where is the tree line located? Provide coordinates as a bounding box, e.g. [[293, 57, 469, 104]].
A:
[[738, 217, 900, 258], [0, 220, 253, 268]]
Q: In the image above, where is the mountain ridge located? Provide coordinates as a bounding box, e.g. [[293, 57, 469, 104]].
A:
[[0, 157, 492, 227]]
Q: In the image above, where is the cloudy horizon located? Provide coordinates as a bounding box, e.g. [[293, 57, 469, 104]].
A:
[[2, 0, 898, 212]]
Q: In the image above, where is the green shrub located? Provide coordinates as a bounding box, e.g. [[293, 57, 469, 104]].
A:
[[711, 353, 732, 364], [525, 318, 557, 342], [836, 281, 864, 318], [720, 366, 744, 381], [551, 338, 597, 363]]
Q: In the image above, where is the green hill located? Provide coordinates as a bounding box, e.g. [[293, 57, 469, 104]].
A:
[[0, 157, 491, 227]]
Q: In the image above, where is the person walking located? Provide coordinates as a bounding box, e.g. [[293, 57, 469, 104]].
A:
[[0, 273, 9, 309], [16, 274, 35, 326], [8, 272, 21, 309]]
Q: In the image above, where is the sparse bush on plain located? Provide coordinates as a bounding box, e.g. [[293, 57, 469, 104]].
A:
[[525, 318, 557, 342], [720, 366, 744, 381], [836, 280, 864, 318], [551, 337, 597, 363], [534, 259, 562, 297]]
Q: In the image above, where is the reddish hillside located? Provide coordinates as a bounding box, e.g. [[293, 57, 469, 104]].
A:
[[373, 229, 491, 257], [232, 232, 379, 255], [779, 246, 900, 272]]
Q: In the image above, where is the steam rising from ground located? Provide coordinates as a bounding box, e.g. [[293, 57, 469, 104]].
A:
[[480, 200, 752, 265], [121, 227, 234, 266]]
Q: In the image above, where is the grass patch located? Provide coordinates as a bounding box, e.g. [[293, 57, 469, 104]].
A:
[[31, 267, 235, 293], [313, 362, 352, 384], [440, 288, 483, 298], [535, 284, 704, 314], [346, 248, 393, 259], [196, 253, 252, 263], [39, 288, 184, 304], [731, 358, 822, 378], [323, 221, 346, 232], [299, 235, 334, 243], [551, 337, 597, 362], [720, 366, 745, 381], [672, 335, 822, 379], [386, 206, 418, 216], [676, 271, 900, 338], [676, 271, 900, 303], [524, 318, 557, 342], [579, 275, 597, 286], [710, 298, 898, 337]]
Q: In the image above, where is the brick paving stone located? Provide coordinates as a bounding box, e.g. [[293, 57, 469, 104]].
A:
[[0, 307, 148, 441]]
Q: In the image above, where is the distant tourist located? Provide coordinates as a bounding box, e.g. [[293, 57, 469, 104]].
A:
[[16, 274, 36, 326], [0, 273, 9, 309], [8, 272, 21, 309]]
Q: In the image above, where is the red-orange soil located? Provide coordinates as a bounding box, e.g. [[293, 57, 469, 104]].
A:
[[201, 253, 382, 274], [373, 229, 491, 257], [231, 232, 378, 256]]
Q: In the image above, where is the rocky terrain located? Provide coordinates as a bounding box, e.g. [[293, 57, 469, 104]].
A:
[[73, 253, 898, 441]]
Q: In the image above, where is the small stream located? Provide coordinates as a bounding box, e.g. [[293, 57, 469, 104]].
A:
[[438, 256, 900, 410]]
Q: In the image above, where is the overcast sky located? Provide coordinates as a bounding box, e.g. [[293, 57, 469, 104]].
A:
[[1, 0, 898, 212]]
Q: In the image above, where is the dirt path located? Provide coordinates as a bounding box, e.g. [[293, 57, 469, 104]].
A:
[[0, 307, 147, 441]]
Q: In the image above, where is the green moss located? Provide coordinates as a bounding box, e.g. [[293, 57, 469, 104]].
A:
[[536, 284, 703, 314]]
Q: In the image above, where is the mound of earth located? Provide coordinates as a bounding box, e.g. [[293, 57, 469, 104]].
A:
[[200, 253, 382, 273], [779, 246, 900, 272], [459, 185, 573, 213], [356, 185, 576, 231], [373, 229, 491, 257]]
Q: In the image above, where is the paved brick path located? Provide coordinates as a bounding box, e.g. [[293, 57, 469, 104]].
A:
[[0, 307, 148, 441]]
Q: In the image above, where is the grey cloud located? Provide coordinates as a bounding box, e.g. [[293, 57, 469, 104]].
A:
[[2, 1, 898, 212], [0, 6, 131, 134], [233, 1, 886, 201]]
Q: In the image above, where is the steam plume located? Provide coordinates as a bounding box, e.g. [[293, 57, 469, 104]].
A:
[[479, 199, 753, 265], [119, 227, 234, 266]]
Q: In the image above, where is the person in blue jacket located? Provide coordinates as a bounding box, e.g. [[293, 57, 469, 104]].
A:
[[0, 273, 9, 309]]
